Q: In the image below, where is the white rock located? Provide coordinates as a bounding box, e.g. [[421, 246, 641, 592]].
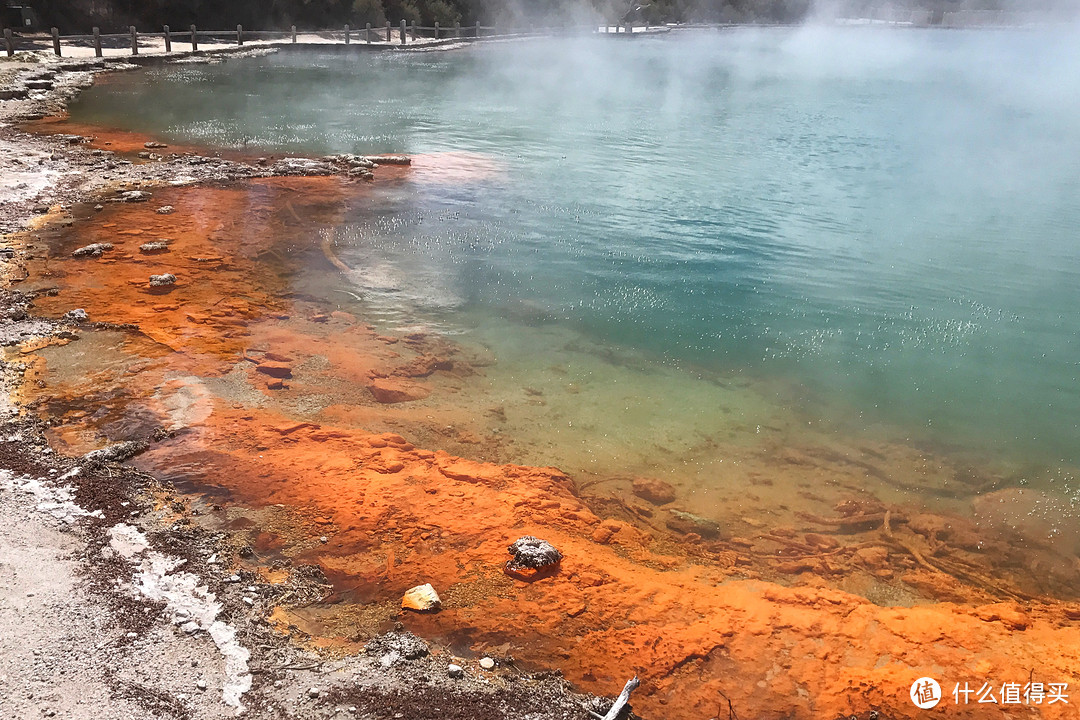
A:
[[448, 663, 464, 678], [401, 583, 441, 612], [479, 657, 495, 670]]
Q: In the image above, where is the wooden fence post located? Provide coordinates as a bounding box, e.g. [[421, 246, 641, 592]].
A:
[[237, 24, 243, 46], [93, 27, 102, 56], [344, 24, 350, 44], [190, 24, 198, 51], [4, 28, 13, 57], [385, 21, 391, 42], [129, 26, 138, 55], [51, 27, 61, 56], [434, 22, 439, 39], [164, 25, 171, 52], [366, 23, 371, 43], [455, 20, 460, 38], [410, 20, 416, 40], [400, 19, 406, 44], [475, 20, 480, 38], [291, 25, 297, 43]]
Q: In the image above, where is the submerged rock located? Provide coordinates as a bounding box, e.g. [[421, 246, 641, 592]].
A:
[[401, 583, 441, 612], [149, 273, 176, 287], [367, 378, 429, 404], [632, 477, 677, 505], [156, 205, 174, 214], [84, 440, 148, 465], [72, 242, 113, 257], [507, 536, 563, 571], [666, 509, 722, 539], [365, 155, 411, 166]]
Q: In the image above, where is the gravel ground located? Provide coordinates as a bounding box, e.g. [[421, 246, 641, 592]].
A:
[[0, 49, 638, 720]]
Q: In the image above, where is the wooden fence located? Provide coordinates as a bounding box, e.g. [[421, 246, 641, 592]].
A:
[[2, 21, 612, 58]]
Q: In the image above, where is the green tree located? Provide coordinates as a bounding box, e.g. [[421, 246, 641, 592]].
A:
[[424, 0, 461, 25], [352, 0, 388, 25]]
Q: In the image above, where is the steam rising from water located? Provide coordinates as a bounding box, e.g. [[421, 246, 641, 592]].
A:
[[69, 26, 1080, 472]]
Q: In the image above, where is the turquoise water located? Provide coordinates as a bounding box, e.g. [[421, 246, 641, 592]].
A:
[[70, 27, 1080, 477]]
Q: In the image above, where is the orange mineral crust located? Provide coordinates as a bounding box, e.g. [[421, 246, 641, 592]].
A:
[[25, 176, 353, 358], [133, 403, 1080, 720], [15, 175, 1080, 720], [26, 114, 208, 156]]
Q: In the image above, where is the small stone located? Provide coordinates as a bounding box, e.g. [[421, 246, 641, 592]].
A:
[[196, 679, 207, 691], [149, 273, 176, 287], [256, 361, 292, 379], [401, 583, 441, 612], [63, 308, 88, 323], [448, 664, 464, 678], [156, 205, 174, 214], [144, 141, 168, 149], [307, 687, 320, 699], [93, 204, 104, 211], [226, 574, 241, 583], [243, 597, 254, 606], [479, 657, 495, 670], [366, 631, 429, 660], [367, 378, 429, 404], [72, 242, 113, 257], [140, 240, 170, 253], [506, 536, 563, 572], [632, 477, 677, 505], [854, 546, 889, 569], [319, 536, 328, 544], [666, 509, 723, 539], [119, 190, 152, 202]]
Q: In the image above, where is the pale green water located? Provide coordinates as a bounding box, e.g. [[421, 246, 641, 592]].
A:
[[70, 27, 1080, 488]]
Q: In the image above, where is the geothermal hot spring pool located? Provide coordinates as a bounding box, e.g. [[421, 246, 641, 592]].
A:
[[19, 26, 1080, 719]]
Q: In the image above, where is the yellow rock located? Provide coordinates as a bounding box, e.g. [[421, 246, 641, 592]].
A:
[[402, 583, 441, 612]]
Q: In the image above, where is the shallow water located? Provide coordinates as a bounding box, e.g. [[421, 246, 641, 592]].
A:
[[70, 28, 1080, 482]]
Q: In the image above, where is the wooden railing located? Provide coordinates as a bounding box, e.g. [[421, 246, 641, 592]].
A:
[[1, 10, 1072, 56], [2, 21, 591, 58]]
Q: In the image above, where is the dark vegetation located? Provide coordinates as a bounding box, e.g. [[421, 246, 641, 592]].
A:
[[6, 0, 1060, 34]]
